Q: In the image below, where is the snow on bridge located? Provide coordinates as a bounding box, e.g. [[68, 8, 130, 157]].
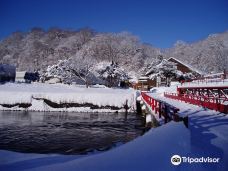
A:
[[0, 84, 228, 171], [0, 85, 227, 170], [139, 87, 228, 170], [165, 86, 228, 114], [180, 78, 228, 88]]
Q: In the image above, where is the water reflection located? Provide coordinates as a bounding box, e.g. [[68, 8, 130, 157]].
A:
[[0, 111, 145, 155]]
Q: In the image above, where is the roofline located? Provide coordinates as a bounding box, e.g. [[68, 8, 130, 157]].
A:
[[167, 57, 203, 75]]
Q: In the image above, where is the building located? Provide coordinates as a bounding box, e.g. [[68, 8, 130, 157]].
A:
[[167, 57, 202, 76], [134, 57, 202, 90], [203, 71, 228, 80], [133, 76, 156, 91], [0, 64, 16, 83], [16, 71, 26, 82]]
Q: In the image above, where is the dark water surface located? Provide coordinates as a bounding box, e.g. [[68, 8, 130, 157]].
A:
[[0, 111, 145, 155]]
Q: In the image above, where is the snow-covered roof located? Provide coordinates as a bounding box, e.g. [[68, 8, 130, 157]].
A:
[[129, 78, 138, 83], [139, 76, 149, 79], [204, 72, 224, 77], [16, 71, 26, 78], [149, 73, 159, 80], [139, 80, 148, 82], [167, 57, 203, 75]]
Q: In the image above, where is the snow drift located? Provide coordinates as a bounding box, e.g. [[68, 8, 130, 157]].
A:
[[0, 83, 136, 112]]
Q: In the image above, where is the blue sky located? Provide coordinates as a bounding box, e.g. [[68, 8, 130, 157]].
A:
[[0, 0, 228, 48]]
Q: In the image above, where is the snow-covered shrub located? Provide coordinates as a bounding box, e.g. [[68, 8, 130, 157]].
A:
[[145, 59, 178, 86], [41, 59, 92, 85], [94, 61, 130, 87], [41, 58, 104, 86]]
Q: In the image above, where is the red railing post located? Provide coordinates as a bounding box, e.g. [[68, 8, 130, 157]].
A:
[[155, 101, 158, 114], [152, 98, 154, 110], [159, 102, 161, 118], [164, 86, 228, 114]]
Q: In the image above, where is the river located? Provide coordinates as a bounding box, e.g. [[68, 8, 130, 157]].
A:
[[0, 111, 145, 155]]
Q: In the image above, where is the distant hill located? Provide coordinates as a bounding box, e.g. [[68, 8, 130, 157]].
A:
[[164, 31, 228, 73], [0, 27, 227, 74]]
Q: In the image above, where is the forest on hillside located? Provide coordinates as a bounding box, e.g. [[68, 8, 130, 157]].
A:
[[0, 27, 228, 77]]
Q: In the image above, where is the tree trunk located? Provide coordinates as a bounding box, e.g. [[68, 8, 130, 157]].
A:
[[86, 80, 89, 88]]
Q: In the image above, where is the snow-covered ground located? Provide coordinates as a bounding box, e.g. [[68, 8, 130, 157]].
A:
[[0, 85, 227, 171], [0, 83, 136, 112], [1, 107, 228, 171], [150, 85, 178, 96]]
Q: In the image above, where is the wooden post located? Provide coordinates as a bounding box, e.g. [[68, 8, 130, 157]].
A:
[[155, 101, 157, 114], [159, 102, 161, 118], [164, 103, 168, 123], [124, 100, 128, 115], [152, 98, 154, 110]]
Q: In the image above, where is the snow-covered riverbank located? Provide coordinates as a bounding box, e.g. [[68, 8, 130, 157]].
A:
[[0, 85, 228, 171], [1, 110, 228, 171], [0, 83, 136, 112]]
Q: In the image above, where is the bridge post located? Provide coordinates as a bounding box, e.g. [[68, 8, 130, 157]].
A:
[[159, 102, 161, 118]]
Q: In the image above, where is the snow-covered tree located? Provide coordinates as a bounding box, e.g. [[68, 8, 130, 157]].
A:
[[146, 59, 177, 86], [1, 27, 227, 75], [41, 56, 97, 87], [164, 31, 228, 73], [41, 59, 129, 87], [94, 61, 129, 87], [69, 55, 97, 87]]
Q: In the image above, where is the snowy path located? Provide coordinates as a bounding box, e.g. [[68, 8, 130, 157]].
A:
[[147, 92, 228, 170]]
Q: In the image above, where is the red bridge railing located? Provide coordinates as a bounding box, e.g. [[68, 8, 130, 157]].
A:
[[141, 92, 180, 123], [164, 86, 228, 114]]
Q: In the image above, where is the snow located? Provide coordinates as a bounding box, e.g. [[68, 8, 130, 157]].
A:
[[148, 73, 159, 79], [150, 86, 177, 96], [136, 96, 141, 101], [146, 114, 152, 123], [147, 83, 228, 117], [138, 76, 149, 79], [45, 78, 61, 84], [93, 61, 129, 85], [141, 105, 146, 110], [180, 79, 228, 87], [149, 82, 228, 119], [0, 122, 188, 171], [146, 59, 177, 78], [204, 72, 225, 77], [128, 71, 139, 83], [170, 81, 181, 86], [0, 85, 227, 171], [1, 110, 228, 171], [15, 71, 26, 82], [0, 83, 136, 112], [168, 57, 203, 75]]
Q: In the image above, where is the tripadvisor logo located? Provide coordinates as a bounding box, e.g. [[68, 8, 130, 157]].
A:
[[171, 155, 182, 165], [171, 155, 220, 165]]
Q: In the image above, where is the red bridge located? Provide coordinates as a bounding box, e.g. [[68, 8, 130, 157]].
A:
[[164, 86, 228, 114], [141, 92, 180, 123]]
